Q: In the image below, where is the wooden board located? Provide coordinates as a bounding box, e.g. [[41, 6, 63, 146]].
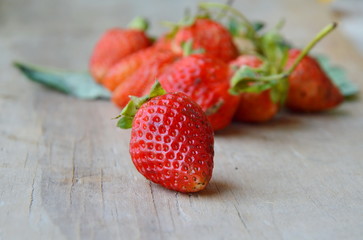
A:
[[1, 0, 363, 239]]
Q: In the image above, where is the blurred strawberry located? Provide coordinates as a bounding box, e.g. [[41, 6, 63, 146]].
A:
[[230, 55, 279, 123], [285, 49, 343, 112], [112, 50, 180, 108], [170, 18, 238, 62], [102, 46, 156, 91], [89, 17, 151, 83], [159, 54, 240, 131]]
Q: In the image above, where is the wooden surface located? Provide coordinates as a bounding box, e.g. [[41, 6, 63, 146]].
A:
[[1, 0, 363, 239]]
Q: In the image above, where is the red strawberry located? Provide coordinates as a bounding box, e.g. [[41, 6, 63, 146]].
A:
[[102, 46, 156, 91], [159, 54, 240, 131], [89, 28, 151, 83], [230, 55, 279, 123], [153, 34, 172, 50], [112, 50, 179, 108], [171, 18, 238, 62], [285, 49, 343, 112], [116, 82, 214, 193]]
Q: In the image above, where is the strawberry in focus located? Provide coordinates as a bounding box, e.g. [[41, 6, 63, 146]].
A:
[[159, 54, 240, 131], [116, 82, 214, 193]]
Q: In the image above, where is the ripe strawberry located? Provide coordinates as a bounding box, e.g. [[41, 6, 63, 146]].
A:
[[170, 18, 238, 62], [89, 28, 151, 83], [116, 82, 214, 193], [102, 46, 156, 91], [285, 49, 343, 112], [112, 50, 179, 108], [230, 55, 279, 123], [153, 34, 172, 50], [159, 54, 240, 131]]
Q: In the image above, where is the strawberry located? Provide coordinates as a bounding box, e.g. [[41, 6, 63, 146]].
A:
[[229, 23, 340, 119], [102, 35, 174, 91], [285, 49, 343, 112], [159, 54, 240, 131], [102, 46, 156, 91], [230, 55, 279, 123], [170, 18, 238, 62], [112, 50, 179, 108], [153, 34, 172, 50], [89, 18, 151, 83], [116, 82, 214, 193]]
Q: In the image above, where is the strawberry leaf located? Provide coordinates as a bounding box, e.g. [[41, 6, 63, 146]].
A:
[[14, 62, 111, 99], [315, 54, 359, 98]]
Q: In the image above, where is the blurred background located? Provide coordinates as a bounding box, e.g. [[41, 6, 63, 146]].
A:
[[0, 0, 362, 73]]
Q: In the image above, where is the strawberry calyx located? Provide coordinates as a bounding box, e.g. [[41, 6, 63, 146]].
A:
[[115, 81, 166, 129], [128, 16, 149, 31], [229, 22, 338, 105], [198, 2, 260, 55], [181, 39, 205, 56]]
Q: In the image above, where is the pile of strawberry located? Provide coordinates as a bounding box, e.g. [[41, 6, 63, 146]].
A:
[[89, 3, 343, 193]]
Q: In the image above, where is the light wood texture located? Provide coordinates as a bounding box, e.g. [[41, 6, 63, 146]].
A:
[[1, 0, 363, 239]]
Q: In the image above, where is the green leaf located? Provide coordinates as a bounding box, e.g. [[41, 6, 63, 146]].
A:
[[14, 62, 111, 99], [315, 55, 359, 98], [252, 21, 264, 32]]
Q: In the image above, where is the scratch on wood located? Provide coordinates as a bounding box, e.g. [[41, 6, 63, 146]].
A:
[[233, 204, 250, 235], [24, 152, 29, 168], [69, 142, 76, 206], [149, 182, 163, 239], [28, 174, 36, 216], [28, 163, 38, 216], [100, 168, 105, 215]]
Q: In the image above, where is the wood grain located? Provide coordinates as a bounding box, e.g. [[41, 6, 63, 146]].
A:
[[1, 0, 363, 239]]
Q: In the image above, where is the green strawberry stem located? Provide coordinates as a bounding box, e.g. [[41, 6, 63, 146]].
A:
[[115, 81, 166, 129], [128, 16, 149, 31], [284, 22, 337, 76], [198, 2, 256, 39], [198, 2, 253, 31], [230, 22, 338, 97]]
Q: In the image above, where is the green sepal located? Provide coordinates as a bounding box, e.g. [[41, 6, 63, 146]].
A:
[[128, 16, 149, 31], [115, 81, 166, 129], [260, 30, 290, 73], [13, 62, 111, 99], [229, 64, 289, 105], [181, 39, 205, 56], [230, 66, 267, 95]]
